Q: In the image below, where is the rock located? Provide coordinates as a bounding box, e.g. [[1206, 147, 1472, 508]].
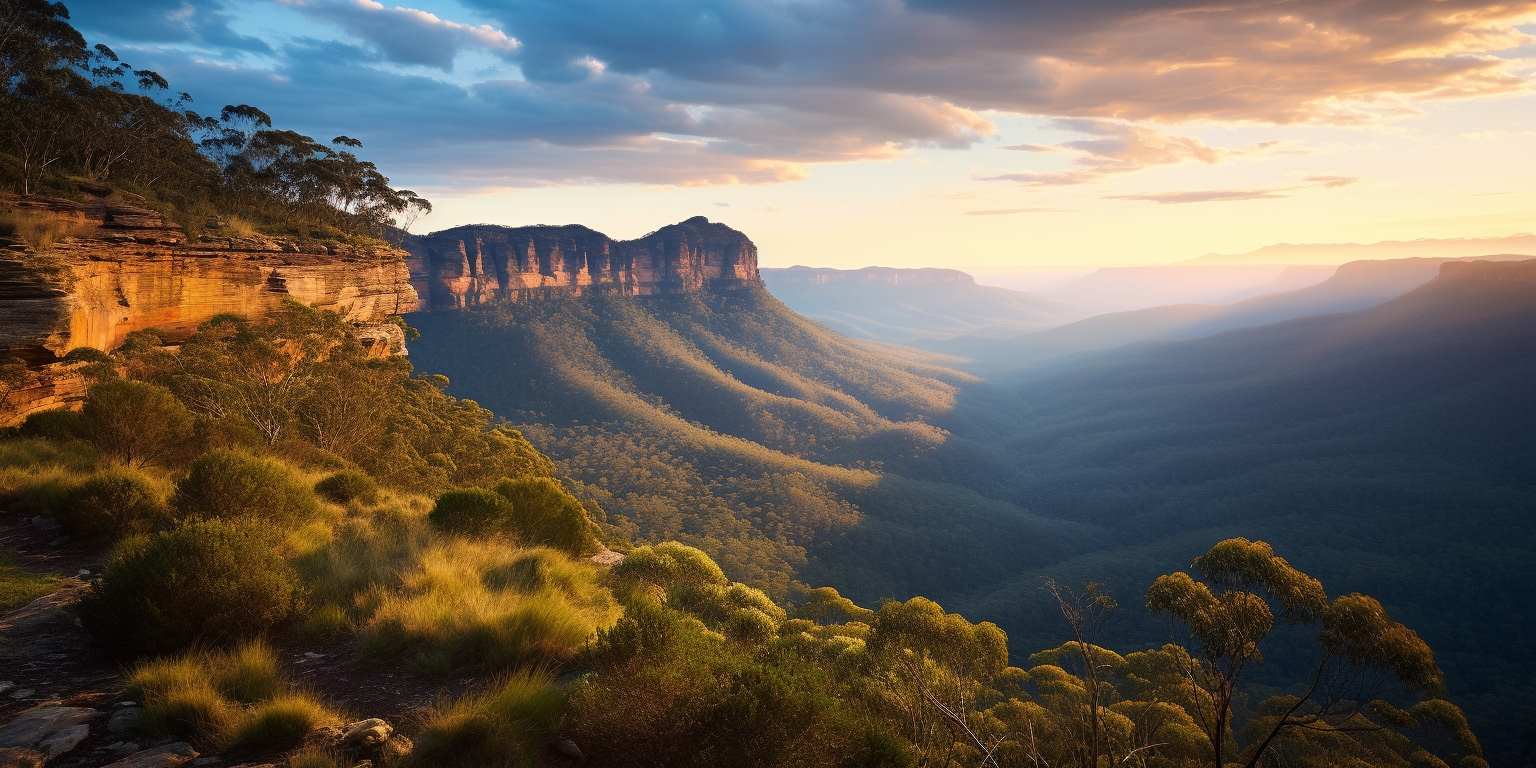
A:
[[0, 193, 418, 427], [27, 517, 59, 533], [404, 216, 760, 311], [97, 742, 198, 768], [187, 757, 224, 766], [0, 706, 95, 760], [555, 738, 585, 760], [108, 705, 143, 734], [0, 684, 11, 698], [0, 747, 43, 768], [6, 691, 33, 701], [107, 741, 141, 753], [341, 718, 392, 751]]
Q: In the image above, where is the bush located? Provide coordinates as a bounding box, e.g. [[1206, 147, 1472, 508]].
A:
[[611, 542, 728, 596], [80, 380, 195, 466], [82, 520, 300, 656], [19, 408, 85, 440], [226, 694, 338, 752], [58, 467, 169, 542], [428, 488, 512, 537], [314, 470, 379, 504], [492, 477, 597, 554], [173, 449, 321, 525], [411, 670, 565, 768]]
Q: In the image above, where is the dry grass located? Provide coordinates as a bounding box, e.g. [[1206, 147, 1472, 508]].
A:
[[360, 540, 619, 673], [128, 641, 341, 751], [0, 208, 93, 252], [411, 669, 565, 768]]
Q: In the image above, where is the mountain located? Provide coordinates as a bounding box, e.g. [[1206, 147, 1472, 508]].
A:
[[1192, 233, 1536, 265], [760, 265, 1065, 344], [403, 219, 1091, 597], [405, 215, 759, 309], [935, 260, 1536, 759], [1038, 263, 1335, 315], [941, 257, 1465, 372]]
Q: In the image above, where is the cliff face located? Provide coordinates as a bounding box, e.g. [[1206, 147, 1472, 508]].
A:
[[405, 215, 760, 310], [0, 196, 419, 425]]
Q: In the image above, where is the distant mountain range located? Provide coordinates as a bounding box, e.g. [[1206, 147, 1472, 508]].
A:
[[940, 256, 1462, 372], [760, 266, 1067, 343], [1191, 233, 1536, 264]]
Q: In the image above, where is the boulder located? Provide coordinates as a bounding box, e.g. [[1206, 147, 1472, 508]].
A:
[[0, 705, 95, 760]]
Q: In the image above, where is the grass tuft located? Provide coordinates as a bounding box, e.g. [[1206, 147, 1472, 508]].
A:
[[412, 669, 565, 768]]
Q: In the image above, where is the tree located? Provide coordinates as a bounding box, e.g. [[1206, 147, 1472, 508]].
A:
[[80, 379, 195, 466], [1043, 580, 1119, 768], [1145, 538, 1468, 768]]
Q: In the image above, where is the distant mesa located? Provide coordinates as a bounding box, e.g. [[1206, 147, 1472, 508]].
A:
[[404, 216, 761, 310]]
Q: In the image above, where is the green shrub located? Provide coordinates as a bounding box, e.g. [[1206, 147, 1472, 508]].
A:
[[296, 604, 353, 643], [428, 488, 512, 537], [0, 551, 59, 611], [172, 449, 321, 524], [81, 520, 299, 656], [314, 470, 379, 504], [611, 542, 728, 596], [58, 467, 169, 542], [80, 380, 195, 466], [19, 408, 85, 440], [226, 694, 338, 752], [411, 670, 565, 768], [492, 477, 597, 554], [724, 607, 779, 645]]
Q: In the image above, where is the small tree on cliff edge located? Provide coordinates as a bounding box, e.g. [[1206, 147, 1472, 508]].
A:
[[1146, 537, 1481, 768]]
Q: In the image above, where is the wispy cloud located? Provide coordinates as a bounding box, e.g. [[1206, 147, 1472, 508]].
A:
[[1305, 176, 1359, 188], [1107, 188, 1292, 205], [964, 207, 1067, 216], [982, 119, 1250, 187]]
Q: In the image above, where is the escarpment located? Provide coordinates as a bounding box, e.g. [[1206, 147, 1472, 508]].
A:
[[403, 215, 761, 310], [0, 196, 419, 425], [1, 206, 763, 424]]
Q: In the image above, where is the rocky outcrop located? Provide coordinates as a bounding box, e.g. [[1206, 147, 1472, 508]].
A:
[[0, 196, 418, 425], [405, 215, 760, 310]]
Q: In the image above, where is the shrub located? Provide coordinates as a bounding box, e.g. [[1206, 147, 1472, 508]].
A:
[[492, 477, 597, 554], [213, 640, 284, 703], [611, 542, 728, 595], [293, 506, 429, 610], [724, 607, 779, 645], [173, 449, 321, 525], [0, 551, 59, 611], [297, 603, 353, 643], [81, 520, 299, 656], [411, 670, 565, 768], [80, 380, 195, 466], [19, 408, 85, 440], [361, 541, 618, 672], [226, 694, 338, 752], [428, 488, 512, 537], [58, 467, 169, 542], [314, 470, 379, 504]]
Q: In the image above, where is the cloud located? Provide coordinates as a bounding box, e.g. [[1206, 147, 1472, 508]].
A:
[[1107, 188, 1294, 204], [65, 0, 271, 52], [964, 207, 1066, 216], [982, 119, 1234, 186], [282, 0, 520, 70], [1106, 173, 1365, 204], [63, 0, 1536, 187]]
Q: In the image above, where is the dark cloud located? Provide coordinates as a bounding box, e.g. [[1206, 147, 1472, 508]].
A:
[[65, 0, 271, 52]]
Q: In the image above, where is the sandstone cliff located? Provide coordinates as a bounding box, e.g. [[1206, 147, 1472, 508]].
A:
[[0, 196, 419, 425], [404, 215, 760, 310]]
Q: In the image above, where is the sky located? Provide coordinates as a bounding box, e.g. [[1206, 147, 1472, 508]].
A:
[[61, 0, 1536, 270]]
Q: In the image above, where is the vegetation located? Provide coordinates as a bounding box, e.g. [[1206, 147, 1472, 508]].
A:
[[129, 642, 340, 751], [0, 549, 58, 610], [412, 670, 565, 768], [172, 449, 322, 525], [57, 465, 168, 540], [0, 1, 429, 237], [314, 470, 379, 504], [81, 519, 300, 656]]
